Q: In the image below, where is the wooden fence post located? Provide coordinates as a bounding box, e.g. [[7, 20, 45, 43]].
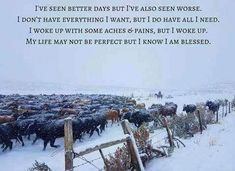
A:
[[229, 102, 231, 114], [99, 149, 109, 170], [197, 110, 203, 134], [156, 117, 174, 147], [163, 118, 174, 147], [222, 105, 224, 118], [216, 111, 219, 123], [225, 101, 228, 116], [121, 120, 145, 171], [64, 118, 74, 171]]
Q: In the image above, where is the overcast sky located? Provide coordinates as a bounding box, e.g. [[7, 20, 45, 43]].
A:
[[0, 0, 234, 90]]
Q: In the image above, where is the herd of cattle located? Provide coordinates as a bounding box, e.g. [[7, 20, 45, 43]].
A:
[[0, 94, 232, 152]]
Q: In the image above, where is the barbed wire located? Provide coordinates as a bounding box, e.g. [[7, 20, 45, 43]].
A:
[[58, 105, 235, 170], [73, 156, 103, 170], [73, 150, 116, 170], [50, 147, 64, 157]]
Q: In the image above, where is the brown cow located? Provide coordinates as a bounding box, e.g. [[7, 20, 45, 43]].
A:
[[106, 109, 120, 125], [0, 115, 16, 124], [122, 108, 129, 113], [59, 108, 78, 116], [126, 99, 137, 105], [136, 103, 146, 109]]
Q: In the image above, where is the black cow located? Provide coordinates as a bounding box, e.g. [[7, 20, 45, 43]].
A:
[[15, 119, 36, 140], [206, 101, 220, 114], [0, 125, 13, 151], [21, 114, 57, 143], [17, 113, 57, 121], [123, 110, 153, 127], [0, 123, 24, 151], [28, 118, 84, 148], [92, 114, 107, 133], [78, 116, 100, 137], [73, 114, 105, 141], [183, 104, 197, 114], [26, 115, 53, 133], [122, 112, 132, 120], [161, 102, 177, 116], [148, 104, 164, 115], [4, 123, 24, 146], [30, 119, 64, 150], [71, 119, 83, 141]]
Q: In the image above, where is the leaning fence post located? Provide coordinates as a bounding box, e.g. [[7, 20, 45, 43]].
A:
[[121, 120, 145, 171], [163, 118, 174, 148], [64, 118, 74, 171], [99, 149, 109, 170]]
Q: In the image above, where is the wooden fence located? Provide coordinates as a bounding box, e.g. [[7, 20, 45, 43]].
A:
[[64, 119, 145, 171], [63, 99, 233, 171]]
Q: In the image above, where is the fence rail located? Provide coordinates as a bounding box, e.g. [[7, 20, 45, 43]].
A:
[[64, 119, 145, 171], [73, 137, 128, 158]]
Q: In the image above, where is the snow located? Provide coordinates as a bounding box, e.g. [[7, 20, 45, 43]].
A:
[[0, 82, 235, 171], [0, 123, 123, 171], [147, 112, 235, 171]]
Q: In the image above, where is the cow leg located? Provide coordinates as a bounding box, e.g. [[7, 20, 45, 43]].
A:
[[74, 133, 83, 142], [100, 124, 105, 133], [78, 133, 83, 142], [73, 133, 78, 142], [2, 144, 8, 152], [9, 141, 13, 150], [99, 127, 103, 133], [17, 136, 24, 146], [15, 138, 20, 144], [95, 128, 100, 136], [79, 137, 83, 142], [118, 115, 121, 122], [115, 117, 118, 122], [27, 134, 31, 140], [89, 128, 95, 137], [43, 139, 49, 151], [32, 136, 38, 145], [2, 141, 12, 152], [73, 133, 82, 143], [116, 116, 120, 125], [134, 122, 138, 127], [104, 121, 107, 130], [50, 139, 60, 148]]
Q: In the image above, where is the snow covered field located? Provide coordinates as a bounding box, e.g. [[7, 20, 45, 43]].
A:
[[147, 112, 235, 171], [0, 82, 235, 171]]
